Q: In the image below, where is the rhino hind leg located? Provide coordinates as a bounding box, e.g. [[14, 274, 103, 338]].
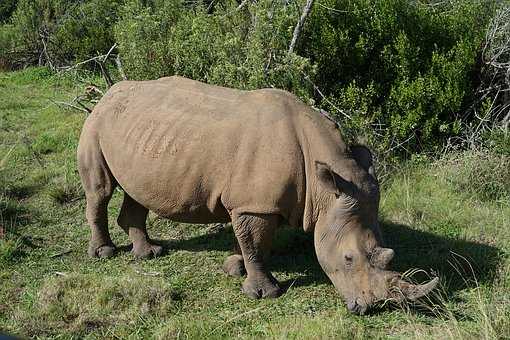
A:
[[117, 193, 163, 259], [223, 254, 245, 277], [223, 238, 246, 277], [78, 139, 117, 258], [232, 212, 282, 299]]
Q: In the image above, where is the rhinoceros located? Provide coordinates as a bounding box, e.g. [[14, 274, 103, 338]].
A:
[[77, 76, 438, 314]]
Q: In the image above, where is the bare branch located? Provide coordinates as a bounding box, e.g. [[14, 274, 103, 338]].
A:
[[237, 0, 250, 10], [50, 98, 92, 113], [300, 70, 352, 120], [59, 54, 111, 72], [102, 43, 117, 63], [476, 5, 510, 129], [39, 29, 55, 71], [115, 55, 127, 80], [98, 60, 114, 87], [288, 0, 315, 54]]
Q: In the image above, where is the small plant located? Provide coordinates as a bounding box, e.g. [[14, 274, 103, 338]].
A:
[[0, 236, 23, 264], [48, 169, 84, 205]]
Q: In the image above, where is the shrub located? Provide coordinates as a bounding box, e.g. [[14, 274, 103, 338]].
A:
[[52, 0, 124, 63], [301, 0, 492, 150], [0, 24, 17, 70], [2, 0, 500, 156], [302, 0, 495, 152], [6, 0, 123, 67], [114, 0, 315, 97], [0, 0, 17, 23], [114, 0, 496, 154]]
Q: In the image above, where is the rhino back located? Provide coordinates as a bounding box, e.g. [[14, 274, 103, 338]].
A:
[[90, 77, 307, 224]]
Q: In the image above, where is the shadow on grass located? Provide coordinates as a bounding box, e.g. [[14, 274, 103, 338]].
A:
[[0, 192, 42, 264], [3, 182, 43, 201], [152, 220, 503, 301], [0, 197, 33, 228], [382, 221, 504, 298]]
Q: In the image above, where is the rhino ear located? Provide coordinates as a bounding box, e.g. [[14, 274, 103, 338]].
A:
[[315, 161, 341, 195], [351, 145, 376, 178], [315, 161, 357, 197]]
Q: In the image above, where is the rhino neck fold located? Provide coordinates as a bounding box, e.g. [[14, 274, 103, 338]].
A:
[[297, 110, 348, 232]]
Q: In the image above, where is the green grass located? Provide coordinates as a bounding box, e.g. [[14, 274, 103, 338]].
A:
[[1, 67, 509, 339]]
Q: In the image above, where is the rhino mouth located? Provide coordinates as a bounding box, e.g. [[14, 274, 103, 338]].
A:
[[346, 299, 368, 315]]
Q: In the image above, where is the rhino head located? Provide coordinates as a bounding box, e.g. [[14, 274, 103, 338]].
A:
[[313, 146, 438, 314]]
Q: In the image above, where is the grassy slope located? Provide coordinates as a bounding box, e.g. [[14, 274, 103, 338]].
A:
[[0, 68, 509, 339]]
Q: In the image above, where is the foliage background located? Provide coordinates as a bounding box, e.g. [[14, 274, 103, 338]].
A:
[[1, 0, 507, 155]]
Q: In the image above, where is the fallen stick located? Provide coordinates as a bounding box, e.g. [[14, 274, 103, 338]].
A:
[[49, 250, 72, 258], [51, 99, 91, 113]]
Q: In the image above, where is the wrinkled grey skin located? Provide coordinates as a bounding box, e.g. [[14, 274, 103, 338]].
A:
[[312, 148, 438, 314]]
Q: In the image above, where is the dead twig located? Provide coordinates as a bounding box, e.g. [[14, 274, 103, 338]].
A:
[[300, 70, 352, 120], [59, 44, 119, 88], [39, 27, 55, 71], [102, 43, 117, 63], [115, 55, 127, 81], [49, 250, 72, 258], [98, 61, 114, 87], [59, 54, 108, 72], [50, 98, 91, 113], [237, 0, 250, 10], [288, 0, 315, 54]]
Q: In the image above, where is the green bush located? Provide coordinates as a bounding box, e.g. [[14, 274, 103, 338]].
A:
[[52, 0, 124, 63], [302, 0, 495, 152], [0, 24, 16, 69], [114, 0, 315, 97], [8, 0, 72, 66], [6, 0, 123, 67], [1, 0, 499, 155], [114, 0, 495, 153], [0, 0, 17, 23]]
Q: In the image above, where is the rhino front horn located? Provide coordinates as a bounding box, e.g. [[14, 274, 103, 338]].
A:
[[392, 277, 439, 301]]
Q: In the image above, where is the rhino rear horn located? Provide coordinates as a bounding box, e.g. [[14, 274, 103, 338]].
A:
[[371, 247, 394, 268]]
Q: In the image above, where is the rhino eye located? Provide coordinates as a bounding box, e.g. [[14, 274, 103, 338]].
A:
[[344, 254, 354, 266]]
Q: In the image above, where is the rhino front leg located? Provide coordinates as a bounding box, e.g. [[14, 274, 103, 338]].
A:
[[232, 213, 282, 299], [117, 193, 163, 259]]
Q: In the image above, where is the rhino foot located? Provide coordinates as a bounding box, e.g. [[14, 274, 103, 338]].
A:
[[242, 274, 282, 299], [132, 243, 163, 259], [88, 244, 116, 258], [223, 255, 246, 277]]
